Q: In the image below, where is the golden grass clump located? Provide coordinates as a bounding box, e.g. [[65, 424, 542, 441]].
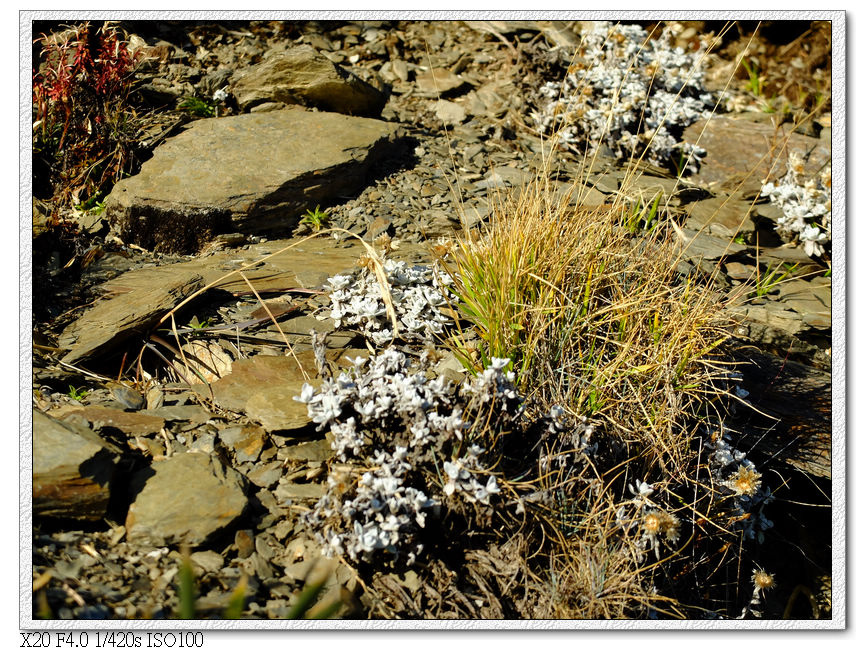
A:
[[438, 158, 742, 616], [444, 172, 733, 473]]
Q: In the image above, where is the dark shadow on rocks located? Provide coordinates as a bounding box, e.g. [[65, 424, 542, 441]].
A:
[[116, 206, 234, 256], [730, 346, 831, 481]]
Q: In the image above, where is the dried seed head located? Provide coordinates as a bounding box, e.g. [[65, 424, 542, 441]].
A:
[[642, 509, 680, 542], [375, 233, 398, 255], [356, 254, 377, 272], [642, 511, 663, 536], [753, 568, 775, 591], [430, 237, 455, 260], [725, 465, 763, 497]]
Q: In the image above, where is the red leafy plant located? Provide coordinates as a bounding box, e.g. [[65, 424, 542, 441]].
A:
[[33, 21, 142, 215]]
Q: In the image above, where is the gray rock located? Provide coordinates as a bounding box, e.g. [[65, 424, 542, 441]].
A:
[[190, 550, 225, 575], [675, 228, 747, 261], [125, 452, 248, 547], [724, 261, 756, 281], [230, 45, 386, 116], [247, 461, 284, 489], [218, 424, 266, 463], [33, 409, 119, 521], [278, 439, 334, 463], [58, 274, 203, 366], [433, 99, 467, 125], [203, 354, 315, 432], [755, 244, 824, 272], [274, 482, 326, 503], [60, 406, 166, 437], [414, 68, 468, 97], [140, 405, 212, 424], [199, 68, 233, 96], [684, 196, 756, 241], [682, 116, 831, 190], [106, 108, 399, 253], [728, 302, 805, 342]]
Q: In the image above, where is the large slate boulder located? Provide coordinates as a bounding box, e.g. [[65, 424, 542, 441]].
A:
[[230, 45, 386, 116], [105, 107, 400, 253]]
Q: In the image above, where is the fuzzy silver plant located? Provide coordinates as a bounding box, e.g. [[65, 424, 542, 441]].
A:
[[760, 152, 831, 257], [323, 259, 453, 346], [296, 349, 516, 566], [531, 21, 715, 174], [704, 428, 774, 542]]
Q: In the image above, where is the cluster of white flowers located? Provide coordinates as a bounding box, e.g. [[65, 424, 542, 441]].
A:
[[705, 429, 774, 542], [531, 22, 714, 174], [459, 356, 520, 407], [305, 447, 435, 565], [297, 350, 515, 566], [760, 152, 832, 258], [324, 260, 453, 346]]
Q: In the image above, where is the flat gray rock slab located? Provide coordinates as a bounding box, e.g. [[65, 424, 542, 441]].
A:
[[231, 45, 386, 116], [125, 452, 248, 547], [684, 196, 756, 240], [683, 116, 830, 192], [675, 228, 747, 261], [106, 107, 400, 253], [33, 409, 118, 521], [60, 406, 166, 436], [58, 272, 203, 366], [202, 353, 316, 433], [200, 347, 368, 433]]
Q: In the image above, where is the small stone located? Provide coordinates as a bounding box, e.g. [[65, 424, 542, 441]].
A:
[[235, 529, 255, 559], [108, 383, 145, 411], [724, 262, 756, 281], [190, 550, 224, 575], [145, 387, 164, 410], [277, 439, 334, 463], [274, 482, 326, 504], [219, 424, 266, 463], [246, 461, 284, 488], [433, 99, 467, 125], [415, 68, 467, 96], [684, 196, 756, 240]]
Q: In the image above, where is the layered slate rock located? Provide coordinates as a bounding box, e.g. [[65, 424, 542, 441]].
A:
[[200, 348, 368, 433], [58, 272, 203, 366], [33, 409, 119, 521], [230, 45, 386, 116], [125, 452, 248, 546], [106, 107, 400, 254]]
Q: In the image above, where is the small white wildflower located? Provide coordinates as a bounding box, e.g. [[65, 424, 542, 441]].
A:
[[294, 383, 316, 404]]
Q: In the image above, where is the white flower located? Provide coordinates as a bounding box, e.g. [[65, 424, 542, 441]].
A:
[[294, 383, 316, 403], [629, 480, 655, 499]]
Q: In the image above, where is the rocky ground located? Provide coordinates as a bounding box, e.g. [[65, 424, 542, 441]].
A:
[[31, 19, 833, 621]]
